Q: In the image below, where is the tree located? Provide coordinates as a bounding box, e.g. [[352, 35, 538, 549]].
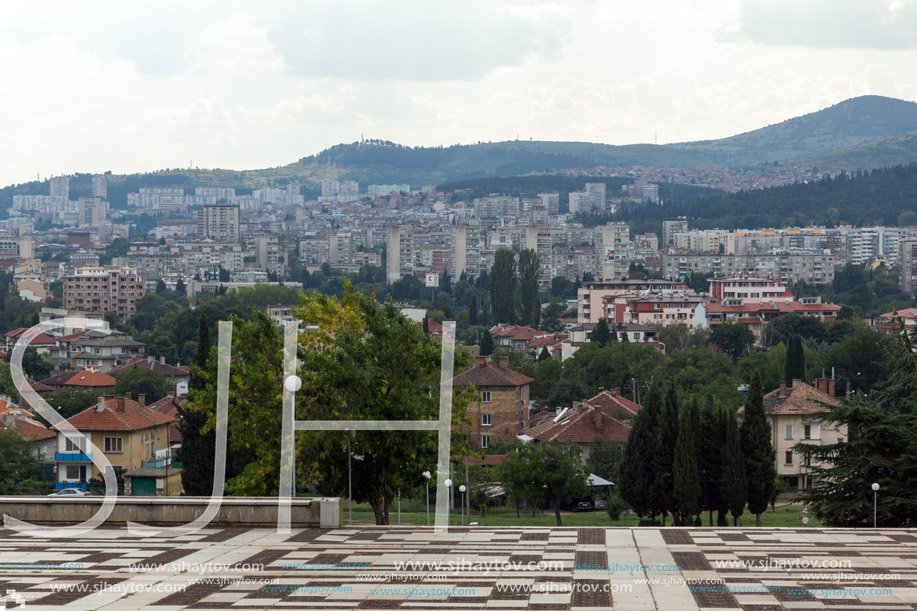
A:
[[538, 346, 551, 361], [618, 387, 663, 521], [13, 346, 53, 380], [721, 409, 747, 526], [699, 397, 729, 525], [190, 314, 209, 392], [44, 388, 101, 420], [0, 428, 46, 494], [673, 397, 701, 525], [156, 279, 167, 294], [801, 329, 917, 526], [113, 369, 173, 404], [175, 278, 186, 295], [784, 334, 805, 382], [490, 249, 516, 324], [468, 298, 479, 326], [499, 442, 590, 526], [518, 248, 540, 328], [590, 318, 610, 346], [586, 437, 621, 481], [711, 323, 755, 360], [653, 384, 679, 523], [479, 330, 495, 356], [741, 372, 776, 526]]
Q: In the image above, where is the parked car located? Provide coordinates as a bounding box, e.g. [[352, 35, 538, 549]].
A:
[[593, 498, 607, 510], [48, 488, 91, 497], [573, 501, 593, 512]]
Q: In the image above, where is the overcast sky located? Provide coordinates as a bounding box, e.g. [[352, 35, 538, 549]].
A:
[[2, 0, 917, 186]]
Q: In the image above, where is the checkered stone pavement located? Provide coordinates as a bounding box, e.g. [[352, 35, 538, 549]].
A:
[[0, 527, 915, 610]]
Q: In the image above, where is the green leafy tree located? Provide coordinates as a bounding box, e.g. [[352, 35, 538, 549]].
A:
[[500, 442, 590, 526], [175, 278, 186, 295], [590, 318, 610, 346], [113, 369, 173, 404], [517, 248, 540, 328], [741, 371, 776, 526], [673, 397, 701, 525], [190, 314, 209, 392], [586, 437, 621, 481], [479, 330, 495, 356], [801, 330, 917, 526], [0, 428, 47, 494], [711, 322, 755, 360], [44, 388, 99, 420], [784, 334, 805, 382], [156, 279, 167, 294], [12, 346, 53, 380], [490, 248, 516, 324], [721, 409, 747, 526]]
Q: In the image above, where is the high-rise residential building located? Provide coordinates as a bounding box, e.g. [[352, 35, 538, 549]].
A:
[[568, 191, 590, 214], [662, 218, 689, 247], [451, 225, 482, 279], [63, 266, 146, 320], [78, 197, 107, 229], [599, 222, 632, 280], [330, 231, 355, 267], [340, 180, 359, 194], [197, 204, 240, 241], [91, 175, 107, 199], [585, 183, 606, 211], [50, 176, 70, 199], [256, 236, 284, 275], [538, 192, 560, 214], [321, 180, 340, 197], [900, 241, 917, 294], [386, 226, 414, 284]]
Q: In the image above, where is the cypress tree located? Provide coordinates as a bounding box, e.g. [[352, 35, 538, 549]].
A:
[[608, 322, 619, 342], [590, 318, 610, 345], [468, 298, 479, 326], [653, 383, 679, 524], [490, 249, 517, 324], [618, 387, 663, 521], [538, 346, 551, 361], [700, 397, 729, 525], [190, 314, 209, 391], [518, 248, 540, 328], [673, 397, 701, 525], [175, 278, 186, 295], [721, 409, 747, 526], [177, 313, 215, 496], [741, 371, 777, 526], [156, 279, 167, 294], [784, 334, 805, 382], [479, 330, 495, 356], [423, 316, 430, 334]]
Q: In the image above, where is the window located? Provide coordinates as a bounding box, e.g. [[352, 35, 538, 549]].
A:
[[481, 391, 491, 403], [65, 465, 81, 480], [837, 437, 845, 444], [803, 424, 811, 439], [481, 435, 491, 449], [785, 450, 793, 465], [65, 437, 86, 452], [482, 414, 492, 427], [785, 425, 793, 440], [104, 437, 123, 453]]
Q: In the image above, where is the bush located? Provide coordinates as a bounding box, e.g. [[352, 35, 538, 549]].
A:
[[606, 491, 629, 521]]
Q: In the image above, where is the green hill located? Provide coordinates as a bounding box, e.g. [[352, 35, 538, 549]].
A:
[[667, 95, 917, 166], [794, 130, 917, 171]]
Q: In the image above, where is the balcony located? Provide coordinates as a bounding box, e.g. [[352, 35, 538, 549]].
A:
[[55, 452, 93, 461], [54, 481, 89, 490]]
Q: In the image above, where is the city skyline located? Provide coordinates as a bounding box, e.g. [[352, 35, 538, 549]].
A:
[[2, 0, 917, 186]]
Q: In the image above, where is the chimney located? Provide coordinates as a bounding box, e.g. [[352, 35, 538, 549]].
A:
[[138, 393, 146, 408], [96, 396, 106, 412], [827, 379, 836, 398], [816, 378, 828, 395], [792, 378, 802, 388], [594, 402, 603, 431], [148, 355, 154, 364], [597, 387, 604, 393], [116, 397, 126, 412], [614, 387, 621, 396], [499, 356, 509, 369], [160, 355, 166, 364], [778, 381, 787, 398], [474, 356, 486, 367]]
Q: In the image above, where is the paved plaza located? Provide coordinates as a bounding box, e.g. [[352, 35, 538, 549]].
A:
[[1, 526, 916, 610]]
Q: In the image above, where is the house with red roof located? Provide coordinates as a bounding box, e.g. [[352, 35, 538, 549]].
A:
[[62, 369, 117, 393], [53, 395, 177, 494], [451, 356, 533, 449], [4, 328, 57, 356], [706, 297, 841, 344], [489, 325, 547, 351], [873, 308, 917, 336], [1, 398, 57, 460], [523, 400, 632, 462]]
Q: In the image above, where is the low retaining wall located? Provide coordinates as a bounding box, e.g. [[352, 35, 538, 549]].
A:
[[0, 496, 342, 528]]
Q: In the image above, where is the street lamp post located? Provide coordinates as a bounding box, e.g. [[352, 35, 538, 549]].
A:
[[871, 482, 880, 528], [459, 485, 466, 526], [423, 471, 432, 526], [444, 479, 453, 525]]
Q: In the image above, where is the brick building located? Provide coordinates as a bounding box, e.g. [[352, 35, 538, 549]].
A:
[[451, 356, 533, 449], [62, 266, 146, 320]]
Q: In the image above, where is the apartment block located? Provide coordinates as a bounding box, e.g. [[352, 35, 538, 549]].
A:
[[92, 175, 107, 199], [197, 204, 240, 241], [662, 252, 835, 285], [662, 218, 689, 247], [900, 240, 917, 294], [63, 266, 146, 320], [386, 225, 414, 284]]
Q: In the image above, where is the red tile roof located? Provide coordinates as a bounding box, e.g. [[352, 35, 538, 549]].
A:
[[63, 370, 117, 388], [3, 414, 56, 441], [148, 393, 185, 443], [5, 328, 56, 345], [759, 382, 841, 416], [107, 356, 189, 378], [61, 397, 176, 432], [452, 358, 534, 388], [879, 308, 917, 319], [26, 378, 54, 392], [586, 389, 642, 418], [525, 403, 632, 444]]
